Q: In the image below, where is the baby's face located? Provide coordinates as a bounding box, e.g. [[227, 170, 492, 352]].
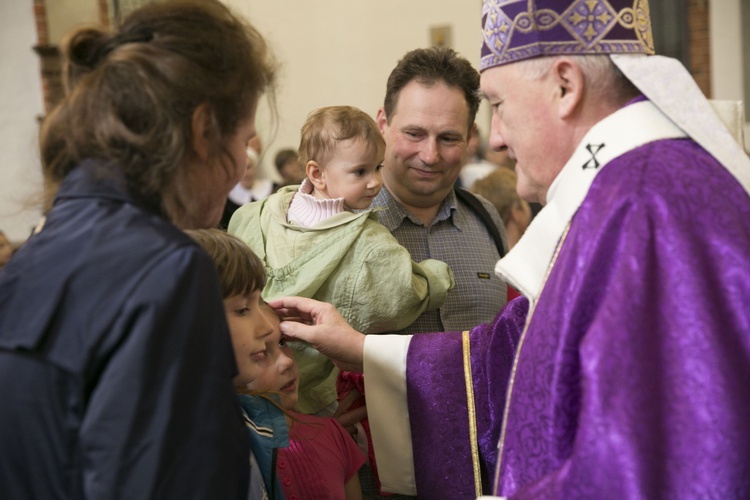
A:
[[321, 138, 383, 210], [224, 290, 273, 388], [246, 304, 299, 411]]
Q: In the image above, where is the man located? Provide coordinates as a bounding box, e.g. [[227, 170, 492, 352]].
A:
[[272, 0, 750, 498], [373, 47, 508, 334]]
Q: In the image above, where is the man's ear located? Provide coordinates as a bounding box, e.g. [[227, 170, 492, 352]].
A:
[[552, 58, 584, 119], [376, 108, 388, 135], [306, 161, 326, 191], [191, 103, 213, 162]]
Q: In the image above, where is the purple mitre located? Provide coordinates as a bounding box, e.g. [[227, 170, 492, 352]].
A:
[[480, 0, 655, 72]]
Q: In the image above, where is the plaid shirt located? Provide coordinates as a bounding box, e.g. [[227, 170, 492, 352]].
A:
[[372, 187, 507, 334]]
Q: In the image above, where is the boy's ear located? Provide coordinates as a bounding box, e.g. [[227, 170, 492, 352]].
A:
[[306, 161, 326, 190]]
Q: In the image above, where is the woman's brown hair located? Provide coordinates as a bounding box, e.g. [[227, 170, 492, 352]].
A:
[[40, 0, 276, 223]]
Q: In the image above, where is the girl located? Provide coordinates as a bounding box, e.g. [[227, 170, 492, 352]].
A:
[[251, 303, 365, 500]]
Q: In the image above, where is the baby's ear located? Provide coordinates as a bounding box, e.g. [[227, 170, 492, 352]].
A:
[[306, 161, 326, 190]]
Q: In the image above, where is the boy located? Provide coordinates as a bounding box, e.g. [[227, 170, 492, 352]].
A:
[[186, 228, 288, 499]]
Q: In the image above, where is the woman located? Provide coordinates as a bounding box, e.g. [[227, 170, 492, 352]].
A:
[[0, 1, 275, 498]]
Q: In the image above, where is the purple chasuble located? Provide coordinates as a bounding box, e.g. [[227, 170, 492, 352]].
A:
[[406, 137, 750, 498], [406, 298, 527, 498]]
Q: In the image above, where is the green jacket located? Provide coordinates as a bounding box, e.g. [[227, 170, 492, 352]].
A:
[[229, 186, 454, 413]]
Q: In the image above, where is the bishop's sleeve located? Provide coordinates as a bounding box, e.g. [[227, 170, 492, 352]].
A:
[[406, 299, 526, 499], [363, 299, 526, 498], [505, 185, 750, 498]]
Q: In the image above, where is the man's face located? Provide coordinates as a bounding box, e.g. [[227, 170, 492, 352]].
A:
[[377, 81, 470, 211], [480, 63, 568, 205]]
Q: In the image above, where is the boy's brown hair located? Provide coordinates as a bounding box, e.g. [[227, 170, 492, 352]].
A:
[[185, 229, 265, 298]]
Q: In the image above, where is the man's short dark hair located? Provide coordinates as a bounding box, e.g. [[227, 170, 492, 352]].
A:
[[383, 47, 480, 132]]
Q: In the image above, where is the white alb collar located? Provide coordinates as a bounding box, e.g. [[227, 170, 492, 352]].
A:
[[495, 100, 685, 302]]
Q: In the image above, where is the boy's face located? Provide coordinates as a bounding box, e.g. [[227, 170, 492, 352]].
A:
[[320, 138, 383, 210], [224, 290, 274, 388], [246, 304, 299, 411]]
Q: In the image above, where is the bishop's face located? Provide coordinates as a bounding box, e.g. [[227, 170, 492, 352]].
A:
[[481, 63, 570, 205]]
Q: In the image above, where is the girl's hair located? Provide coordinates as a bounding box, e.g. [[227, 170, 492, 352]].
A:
[[40, 0, 276, 221], [185, 229, 266, 298], [298, 106, 385, 168], [470, 168, 523, 224]]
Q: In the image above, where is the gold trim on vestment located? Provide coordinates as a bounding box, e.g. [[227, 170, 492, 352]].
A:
[[462, 330, 483, 497]]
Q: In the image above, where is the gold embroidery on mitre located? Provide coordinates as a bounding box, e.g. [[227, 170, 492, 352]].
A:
[[480, 0, 655, 72]]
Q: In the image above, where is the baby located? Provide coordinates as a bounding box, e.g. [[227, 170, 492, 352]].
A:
[[229, 105, 454, 415]]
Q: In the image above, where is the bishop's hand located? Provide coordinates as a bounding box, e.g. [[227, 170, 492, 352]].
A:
[[269, 296, 365, 372]]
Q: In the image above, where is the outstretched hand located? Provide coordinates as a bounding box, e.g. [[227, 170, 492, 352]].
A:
[[268, 296, 365, 372]]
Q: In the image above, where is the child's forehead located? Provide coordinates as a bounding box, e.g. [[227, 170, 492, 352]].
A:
[[335, 137, 382, 159], [224, 289, 260, 302]]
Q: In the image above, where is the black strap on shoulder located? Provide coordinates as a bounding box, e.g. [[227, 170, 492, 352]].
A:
[[454, 187, 506, 258]]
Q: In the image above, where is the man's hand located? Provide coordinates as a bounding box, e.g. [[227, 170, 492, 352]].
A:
[[269, 296, 365, 372]]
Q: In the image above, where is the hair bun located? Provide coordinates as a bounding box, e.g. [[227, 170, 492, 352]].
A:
[[65, 28, 109, 70]]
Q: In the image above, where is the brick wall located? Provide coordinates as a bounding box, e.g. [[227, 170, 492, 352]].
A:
[[32, 0, 62, 115], [32, 0, 110, 115], [688, 0, 711, 97], [33, 0, 48, 45], [98, 0, 110, 27]]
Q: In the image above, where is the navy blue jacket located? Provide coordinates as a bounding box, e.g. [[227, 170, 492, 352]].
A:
[[0, 162, 249, 498]]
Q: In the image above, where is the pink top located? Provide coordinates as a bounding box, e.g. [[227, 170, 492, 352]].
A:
[[277, 412, 365, 500], [287, 179, 346, 227]]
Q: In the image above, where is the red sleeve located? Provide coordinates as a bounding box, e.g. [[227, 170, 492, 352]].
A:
[[327, 418, 366, 482]]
